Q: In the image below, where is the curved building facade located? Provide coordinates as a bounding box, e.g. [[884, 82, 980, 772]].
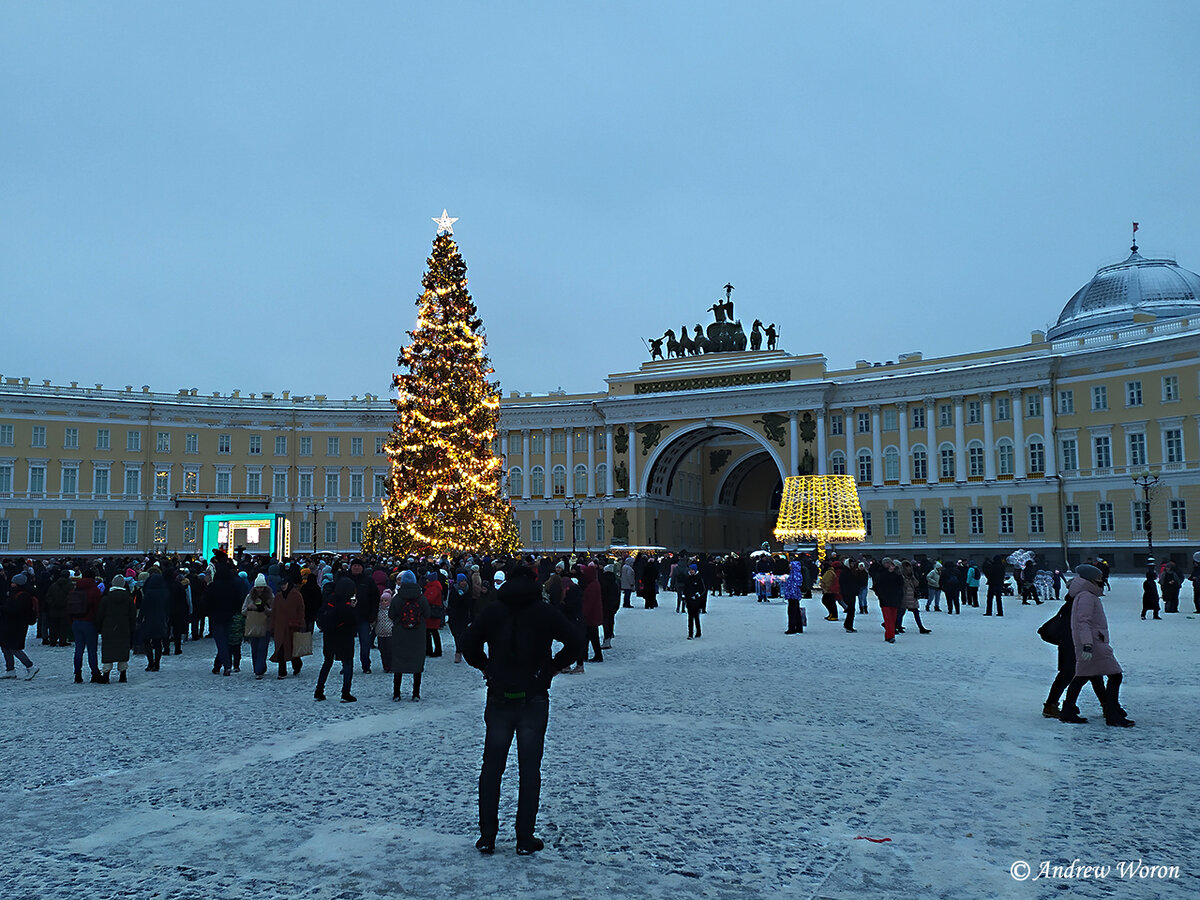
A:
[[1, 246, 1198, 569]]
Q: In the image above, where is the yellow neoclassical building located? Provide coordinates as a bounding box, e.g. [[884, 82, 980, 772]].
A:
[[1, 243, 1198, 569]]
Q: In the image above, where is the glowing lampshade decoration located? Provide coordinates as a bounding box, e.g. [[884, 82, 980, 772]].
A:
[[774, 474, 866, 563]]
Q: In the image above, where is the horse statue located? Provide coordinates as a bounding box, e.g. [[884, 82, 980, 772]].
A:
[[664, 329, 683, 359], [750, 319, 764, 351], [692, 324, 710, 354], [678, 325, 696, 356]]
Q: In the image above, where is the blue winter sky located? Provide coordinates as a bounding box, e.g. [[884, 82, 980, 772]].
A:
[[3, 1, 1198, 399]]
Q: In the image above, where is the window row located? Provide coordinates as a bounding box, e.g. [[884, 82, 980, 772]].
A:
[[829, 439, 1046, 481], [521, 516, 606, 545], [0, 425, 388, 457], [878, 500, 1187, 538], [508, 464, 609, 497]]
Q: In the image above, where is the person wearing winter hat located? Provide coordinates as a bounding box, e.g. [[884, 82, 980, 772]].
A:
[[388, 570, 429, 701], [97, 575, 136, 683], [1, 573, 40, 680], [1059, 564, 1134, 726], [682, 564, 706, 640]]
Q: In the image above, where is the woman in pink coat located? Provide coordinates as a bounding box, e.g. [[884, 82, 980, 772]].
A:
[[1062, 564, 1134, 727]]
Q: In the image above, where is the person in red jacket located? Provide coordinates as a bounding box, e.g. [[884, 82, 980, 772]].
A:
[[69, 569, 104, 683], [579, 562, 604, 662], [424, 571, 445, 658]]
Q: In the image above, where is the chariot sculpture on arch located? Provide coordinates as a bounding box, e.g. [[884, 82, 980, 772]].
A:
[[648, 282, 760, 359]]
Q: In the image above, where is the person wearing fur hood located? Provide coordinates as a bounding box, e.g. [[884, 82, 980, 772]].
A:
[[1061, 564, 1134, 727]]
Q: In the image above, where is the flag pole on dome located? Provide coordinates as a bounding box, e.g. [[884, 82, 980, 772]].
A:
[[1132, 221, 1139, 253]]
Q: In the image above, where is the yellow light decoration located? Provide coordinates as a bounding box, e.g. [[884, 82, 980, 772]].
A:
[[773, 474, 866, 564]]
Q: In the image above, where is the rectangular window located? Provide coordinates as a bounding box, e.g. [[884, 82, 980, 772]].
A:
[[185, 432, 198, 454], [153, 520, 167, 547], [32, 425, 47, 448], [551, 432, 566, 453], [939, 447, 955, 479], [28, 518, 43, 545], [1060, 438, 1078, 472], [1125, 380, 1142, 407], [350, 473, 364, 499], [376, 436, 386, 454], [123, 469, 140, 497], [275, 436, 288, 456], [552, 518, 565, 542], [184, 470, 198, 493], [1170, 499, 1188, 531], [126, 430, 141, 452], [967, 401, 981, 424], [216, 470, 231, 494], [885, 509, 899, 537], [0, 464, 10, 494], [351, 437, 363, 456], [248, 435, 262, 455], [912, 509, 927, 536], [300, 437, 312, 456], [1065, 504, 1080, 534], [246, 471, 261, 494], [92, 519, 107, 546], [1058, 390, 1074, 415], [1165, 429, 1184, 464], [327, 437, 340, 456], [1029, 505, 1045, 534], [596, 517, 605, 544], [1162, 375, 1179, 402], [863, 511, 872, 537], [968, 446, 984, 478], [325, 472, 339, 499], [999, 506, 1014, 535], [857, 412, 871, 433], [1132, 501, 1148, 533], [995, 397, 1011, 421], [940, 507, 955, 536], [96, 428, 110, 450], [0, 423, 12, 445], [123, 519, 138, 545], [830, 414, 844, 436], [912, 450, 927, 482], [1026, 393, 1042, 418], [1097, 502, 1115, 533], [883, 408, 898, 431], [273, 471, 288, 498], [1028, 441, 1045, 474], [831, 454, 846, 476], [156, 431, 170, 452], [574, 516, 586, 544], [0, 518, 8, 544], [60, 518, 76, 545], [1092, 385, 1108, 410], [911, 406, 925, 430], [93, 468, 109, 497], [61, 468, 78, 495], [969, 507, 984, 535], [155, 471, 169, 498], [531, 518, 543, 543], [1128, 432, 1147, 467], [324, 520, 338, 545], [299, 473, 313, 498], [374, 473, 387, 497], [64, 427, 79, 449], [938, 404, 952, 427], [530, 432, 544, 453], [29, 465, 46, 494], [218, 434, 231, 454], [1093, 435, 1112, 469], [183, 520, 196, 546], [350, 520, 363, 545], [297, 520, 311, 547]]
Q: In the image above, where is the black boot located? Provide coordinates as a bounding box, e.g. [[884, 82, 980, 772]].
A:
[[74, 671, 83, 684], [99, 671, 110, 684], [118, 670, 128, 683], [89, 670, 103, 684], [1059, 706, 1088, 724]]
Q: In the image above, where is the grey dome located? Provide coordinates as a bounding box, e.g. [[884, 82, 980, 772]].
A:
[[1047, 248, 1200, 341]]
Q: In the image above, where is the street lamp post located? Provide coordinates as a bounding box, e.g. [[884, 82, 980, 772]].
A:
[[1131, 467, 1160, 569], [305, 502, 325, 557], [565, 499, 583, 554]]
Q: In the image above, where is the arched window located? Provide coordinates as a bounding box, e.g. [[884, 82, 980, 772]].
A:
[[883, 446, 900, 481], [967, 441, 985, 478], [1028, 438, 1045, 474], [997, 439, 1015, 476], [552, 465, 566, 496], [857, 448, 873, 484], [509, 467, 523, 496], [830, 450, 847, 476], [911, 445, 928, 481], [596, 463, 608, 491], [530, 466, 545, 496], [939, 442, 956, 479], [574, 464, 588, 495]]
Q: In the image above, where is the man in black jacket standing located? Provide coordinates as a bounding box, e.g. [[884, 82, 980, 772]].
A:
[[347, 559, 380, 673], [461, 564, 583, 856]]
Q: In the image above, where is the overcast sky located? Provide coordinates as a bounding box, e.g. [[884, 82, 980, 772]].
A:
[[3, 2, 1198, 400]]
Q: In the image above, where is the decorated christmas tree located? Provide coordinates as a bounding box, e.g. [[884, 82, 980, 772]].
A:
[[364, 211, 519, 556]]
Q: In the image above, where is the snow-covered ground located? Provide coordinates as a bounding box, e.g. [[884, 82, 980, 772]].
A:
[[2, 575, 1197, 899]]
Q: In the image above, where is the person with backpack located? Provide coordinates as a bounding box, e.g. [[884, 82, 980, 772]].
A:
[[315, 574, 359, 702], [69, 569, 104, 683], [205, 561, 243, 677], [97, 575, 136, 683], [241, 574, 274, 679], [43, 569, 73, 647], [1, 573, 40, 680], [389, 570, 429, 701], [461, 563, 584, 856]]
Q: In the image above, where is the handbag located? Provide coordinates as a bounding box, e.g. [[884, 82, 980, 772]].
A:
[[799, 607, 808, 628], [1037, 607, 1068, 645], [292, 630, 314, 657]]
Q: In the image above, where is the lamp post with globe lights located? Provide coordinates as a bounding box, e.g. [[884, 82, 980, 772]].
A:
[[305, 502, 325, 557], [1131, 467, 1160, 569], [565, 499, 584, 554]]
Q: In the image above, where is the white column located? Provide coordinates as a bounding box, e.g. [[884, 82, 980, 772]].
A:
[[789, 411, 799, 475], [816, 409, 828, 475], [543, 428, 553, 500], [844, 407, 856, 479], [586, 427, 596, 497], [565, 428, 575, 498], [953, 395, 966, 483], [604, 426, 615, 497], [1041, 385, 1057, 477], [981, 393, 996, 481], [924, 398, 937, 484], [897, 401, 910, 485], [627, 423, 638, 496], [521, 430, 531, 499], [1012, 390, 1026, 479], [870, 404, 882, 487]]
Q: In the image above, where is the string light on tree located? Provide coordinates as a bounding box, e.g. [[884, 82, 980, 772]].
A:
[[363, 211, 519, 556]]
